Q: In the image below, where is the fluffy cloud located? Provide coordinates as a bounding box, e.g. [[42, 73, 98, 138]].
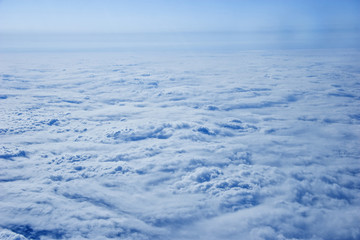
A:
[[1, 49, 359, 239]]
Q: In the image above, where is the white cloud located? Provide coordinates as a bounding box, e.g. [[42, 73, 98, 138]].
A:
[[0, 49, 360, 239]]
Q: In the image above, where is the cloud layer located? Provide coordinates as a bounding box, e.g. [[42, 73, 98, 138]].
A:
[[1, 49, 360, 239]]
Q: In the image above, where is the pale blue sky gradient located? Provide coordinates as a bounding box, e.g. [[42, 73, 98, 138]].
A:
[[0, 0, 359, 33], [0, 0, 359, 51]]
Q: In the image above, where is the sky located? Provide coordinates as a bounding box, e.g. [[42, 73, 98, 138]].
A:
[[0, 0, 359, 51], [0, 0, 359, 34]]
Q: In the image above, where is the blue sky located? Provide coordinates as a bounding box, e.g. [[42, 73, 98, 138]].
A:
[[0, 0, 359, 33]]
